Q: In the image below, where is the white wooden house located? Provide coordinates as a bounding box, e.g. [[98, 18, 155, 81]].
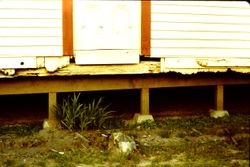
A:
[[0, 0, 250, 74], [0, 0, 249, 124]]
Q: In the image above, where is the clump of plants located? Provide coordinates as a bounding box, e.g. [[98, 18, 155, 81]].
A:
[[54, 93, 115, 130]]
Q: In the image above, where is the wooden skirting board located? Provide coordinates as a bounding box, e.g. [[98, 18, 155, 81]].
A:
[[1, 61, 249, 78], [0, 56, 70, 75], [161, 58, 250, 74]]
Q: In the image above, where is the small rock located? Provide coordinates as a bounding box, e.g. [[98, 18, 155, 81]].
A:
[[109, 132, 136, 155], [43, 120, 50, 129], [133, 113, 154, 124]]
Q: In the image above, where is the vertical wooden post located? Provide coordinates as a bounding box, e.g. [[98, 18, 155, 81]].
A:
[[141, 1, 151, 57], [62, 0, 73, 56], [140, 88, 150, 115], [216, 85, 224, 110], [48, 92, 57, 122]]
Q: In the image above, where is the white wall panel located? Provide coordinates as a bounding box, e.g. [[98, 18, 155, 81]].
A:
[[0, 0, 62, 58], [151, 1, 250, 60]]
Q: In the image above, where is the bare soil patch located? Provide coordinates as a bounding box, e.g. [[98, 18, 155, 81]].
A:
[[0, 115, 249, 167]]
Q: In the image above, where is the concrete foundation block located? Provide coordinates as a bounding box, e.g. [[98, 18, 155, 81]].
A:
[[209, 109, 229, 118], [133, 113, 154, 124]]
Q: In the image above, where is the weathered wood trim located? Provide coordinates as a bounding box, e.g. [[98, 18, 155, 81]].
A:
[[62, 0, 73, 56], [141, 1, 151, 57]]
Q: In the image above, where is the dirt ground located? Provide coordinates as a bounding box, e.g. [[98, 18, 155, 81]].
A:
[[0, 115, 249, 167]]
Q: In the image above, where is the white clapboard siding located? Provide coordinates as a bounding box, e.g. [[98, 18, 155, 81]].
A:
[[0, 47, 63, 56], [152, 1, 250, 8], [0, 0, 62, 57], [73, 0, 140, 64], [151, 40, 250, 49], [151, 1, 250, 60], [152, 22, 250, 33], [151, 31, 250, 41], [0, 28, 61, 37]]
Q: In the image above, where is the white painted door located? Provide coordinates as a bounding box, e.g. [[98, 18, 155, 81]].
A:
[[73, 0, 140, 64]]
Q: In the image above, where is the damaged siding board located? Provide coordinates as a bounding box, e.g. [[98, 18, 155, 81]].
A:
[[151, 1, 250, 60], [0, 0, 63, 57]]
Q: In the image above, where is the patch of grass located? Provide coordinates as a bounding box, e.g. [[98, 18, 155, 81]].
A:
[[48, 152, 71, 167], [3, 159, 16, 167], [0, 124, 42, 136]]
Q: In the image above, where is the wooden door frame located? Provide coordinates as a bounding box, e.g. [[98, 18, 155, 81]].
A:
[[62, 0, 152, 57], [141, 1, 151, 57], [62, 0, 73, 56]]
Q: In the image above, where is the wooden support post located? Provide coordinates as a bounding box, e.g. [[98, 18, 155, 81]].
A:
[[48, 92, 57, 124], [216, 85, 224, 110], [140, 88, 150, 115]]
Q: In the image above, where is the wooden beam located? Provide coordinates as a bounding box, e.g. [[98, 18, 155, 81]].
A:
[[140, 88, 150, 115], [1, 74, 249, 96], [215, 85, 224, 110], [141, 1, 151, 57], [62, 0, 73, 56]]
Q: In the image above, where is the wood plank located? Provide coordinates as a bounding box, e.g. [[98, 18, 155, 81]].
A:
[[0, 19, 61, 28], [0, 10, 61, 19], [151, 39, 250, 49], [161, 58, 250, 69], [75, 50, 139, 65], [151, 31, 250, 40], [151, 13, 250, 24], [152, 1, 249, 8], [0, 0, 61, 9], [0, 37, 62, 46], [0, 74, 249, 95], [0, 46, 62, 56], [63, 0, 73, 56], [151, 22, 250, 32], [141, 1, 151, 56], [0, 28, 62, 37], [152, 4, 250, 16], [151, 48, 250, 57], [0, 57, 37, 68]]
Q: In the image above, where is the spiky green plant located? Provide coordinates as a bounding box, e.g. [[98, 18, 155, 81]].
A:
[[85, 97, 115, 129], [55, 93, 115, 130], [55, 93, 83, 130]]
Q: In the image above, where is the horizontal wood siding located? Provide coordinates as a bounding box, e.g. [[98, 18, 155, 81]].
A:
[[0, 0, 62, 57], [151, 1, 250, 58]]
